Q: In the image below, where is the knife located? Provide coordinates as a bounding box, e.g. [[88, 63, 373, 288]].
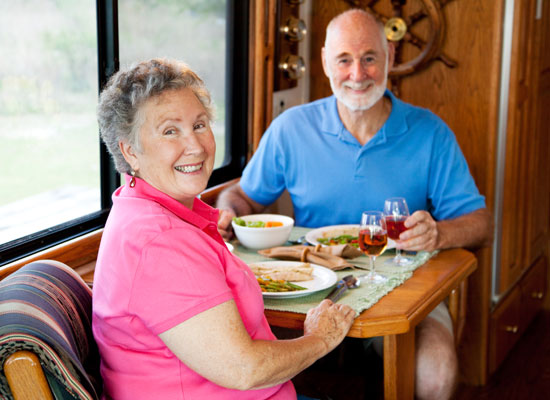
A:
[[324, 275, 356, 302]]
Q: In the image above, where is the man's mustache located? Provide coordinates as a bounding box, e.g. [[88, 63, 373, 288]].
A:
[[342, 80, 374, 90]]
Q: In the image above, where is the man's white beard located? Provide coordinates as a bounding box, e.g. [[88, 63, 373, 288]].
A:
[[330, 56, 389, 112]]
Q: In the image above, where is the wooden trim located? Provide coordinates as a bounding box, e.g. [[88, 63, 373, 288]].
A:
[[200, 178, 240, 206], [0, 230, 103, 280], [251, 0, 277, 154], [4, 351, 54, 400], [448, 279, 468, 346], [384, 330, 415, 400]]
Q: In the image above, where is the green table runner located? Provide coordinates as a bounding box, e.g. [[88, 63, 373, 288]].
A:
[[232, 227, 438, 316]]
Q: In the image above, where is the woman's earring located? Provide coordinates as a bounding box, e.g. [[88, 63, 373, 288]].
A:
[[130, 170, 136, 188]]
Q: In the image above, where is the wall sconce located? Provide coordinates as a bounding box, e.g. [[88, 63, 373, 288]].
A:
[[280, 16, 307, 42], [278, 54, 306, 80]]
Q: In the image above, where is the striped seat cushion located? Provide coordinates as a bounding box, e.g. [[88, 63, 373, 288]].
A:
[[0, 260, 102, 399]]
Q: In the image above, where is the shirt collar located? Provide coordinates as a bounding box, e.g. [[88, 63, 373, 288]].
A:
[[383, 89, 408, 137], [118, 174, 220, 233], [321, 89, 409, 141], [321, 95, 342, 136]]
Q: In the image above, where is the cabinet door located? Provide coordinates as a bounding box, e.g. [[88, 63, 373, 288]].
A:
[[499, 0, 548, 292], [520, 257, 547, 329], [524, 0, 550, 268], [489, 286, 522, 374]]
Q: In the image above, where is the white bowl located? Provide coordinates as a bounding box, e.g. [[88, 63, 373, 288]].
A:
[[232, 214, 294, 250]]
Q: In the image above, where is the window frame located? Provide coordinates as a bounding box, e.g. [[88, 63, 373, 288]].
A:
[[0, 0, 248, 266]]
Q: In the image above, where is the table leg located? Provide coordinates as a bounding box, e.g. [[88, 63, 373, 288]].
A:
[[383, 329, 415, 400]]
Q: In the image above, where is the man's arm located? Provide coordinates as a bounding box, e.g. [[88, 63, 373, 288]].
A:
[[215, 183, 268, 239], [399, 208, 493, 252]]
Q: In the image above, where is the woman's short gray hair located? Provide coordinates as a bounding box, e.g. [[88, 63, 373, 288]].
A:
[[97, 58, 214, 174]]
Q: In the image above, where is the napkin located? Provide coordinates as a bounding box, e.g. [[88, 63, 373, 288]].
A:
[[257, 245, 357, 271]]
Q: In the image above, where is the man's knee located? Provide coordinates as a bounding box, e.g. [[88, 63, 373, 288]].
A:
[[415, 354, 457, 400], [415, 317, 458, 400]]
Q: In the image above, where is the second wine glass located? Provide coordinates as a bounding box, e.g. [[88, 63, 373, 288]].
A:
[[384, 197, 413, 266], [358, 211, 388, 283]]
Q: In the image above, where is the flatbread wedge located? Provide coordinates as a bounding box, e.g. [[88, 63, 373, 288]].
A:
[[249, 262, 314, 282]]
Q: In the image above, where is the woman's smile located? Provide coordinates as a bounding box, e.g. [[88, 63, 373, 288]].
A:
[[175, 162, 204, 174]]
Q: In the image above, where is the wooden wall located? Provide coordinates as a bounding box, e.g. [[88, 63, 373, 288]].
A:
[[308, 0, 504, 385]]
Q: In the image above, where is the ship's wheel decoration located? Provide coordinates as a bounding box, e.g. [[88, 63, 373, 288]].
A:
[[344, 0, 457, 96]]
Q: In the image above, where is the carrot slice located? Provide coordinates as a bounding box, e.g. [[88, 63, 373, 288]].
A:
[[266, 221, 283, 227]]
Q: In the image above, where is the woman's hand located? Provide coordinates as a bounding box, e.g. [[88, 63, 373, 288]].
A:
[[217, 208, 236, 240], [303, 299, 355, 353]]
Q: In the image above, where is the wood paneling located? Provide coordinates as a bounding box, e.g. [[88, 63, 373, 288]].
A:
[[397, 1, 501, 202], [499, 0, 536, 293], [250, 0, 277, 154], [525, 0, 550, 273], [539, 0, 550, 310], [308, 0, 348, 101]]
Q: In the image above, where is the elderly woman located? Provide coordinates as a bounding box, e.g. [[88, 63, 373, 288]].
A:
[[92, 58, 355, 400]]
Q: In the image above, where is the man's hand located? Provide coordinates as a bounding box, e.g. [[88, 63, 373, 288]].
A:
[[398, 210, 439, 252], [397, 208, 492, 252], [218, 208, 236, 240], [216, 182, 269, 240]]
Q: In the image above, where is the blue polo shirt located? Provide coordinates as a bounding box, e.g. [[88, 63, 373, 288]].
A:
[[240, 90, 485, 228]]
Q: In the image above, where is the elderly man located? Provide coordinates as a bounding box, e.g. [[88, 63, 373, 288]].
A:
[[217, 9, 491, 400]]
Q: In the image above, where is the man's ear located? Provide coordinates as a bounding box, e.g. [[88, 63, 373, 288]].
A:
[[387, 41, 395, 71], [119, 140, 139, 172], [321, 47, 329, 78]]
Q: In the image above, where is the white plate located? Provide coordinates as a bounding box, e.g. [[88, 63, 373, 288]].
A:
[[250, 261, 338, 299], [305, 224, 396, 249], [224, 242, 234, 252]]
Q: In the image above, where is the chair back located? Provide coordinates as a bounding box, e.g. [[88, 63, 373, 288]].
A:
[[0, 260, 102, 399]]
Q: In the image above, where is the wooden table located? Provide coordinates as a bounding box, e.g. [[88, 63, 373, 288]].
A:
[[263, 248, 477, 400]]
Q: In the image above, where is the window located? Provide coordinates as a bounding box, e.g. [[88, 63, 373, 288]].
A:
[[0, 0, 248, 265]]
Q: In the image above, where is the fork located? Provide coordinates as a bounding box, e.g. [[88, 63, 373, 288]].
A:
[[325, 275, 360, 302], [287, 235, 306, 245]]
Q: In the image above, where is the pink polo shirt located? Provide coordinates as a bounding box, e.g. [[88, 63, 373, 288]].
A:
[[92, 175, 296, 400]]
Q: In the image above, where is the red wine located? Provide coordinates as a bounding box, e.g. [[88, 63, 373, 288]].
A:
[[385, 216, 408, 240], [359, 227, 388, 256]]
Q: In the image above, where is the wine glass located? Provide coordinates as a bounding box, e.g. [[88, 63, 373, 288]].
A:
[[384, 197, 414, 266], [359, 211, 388, 283]]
